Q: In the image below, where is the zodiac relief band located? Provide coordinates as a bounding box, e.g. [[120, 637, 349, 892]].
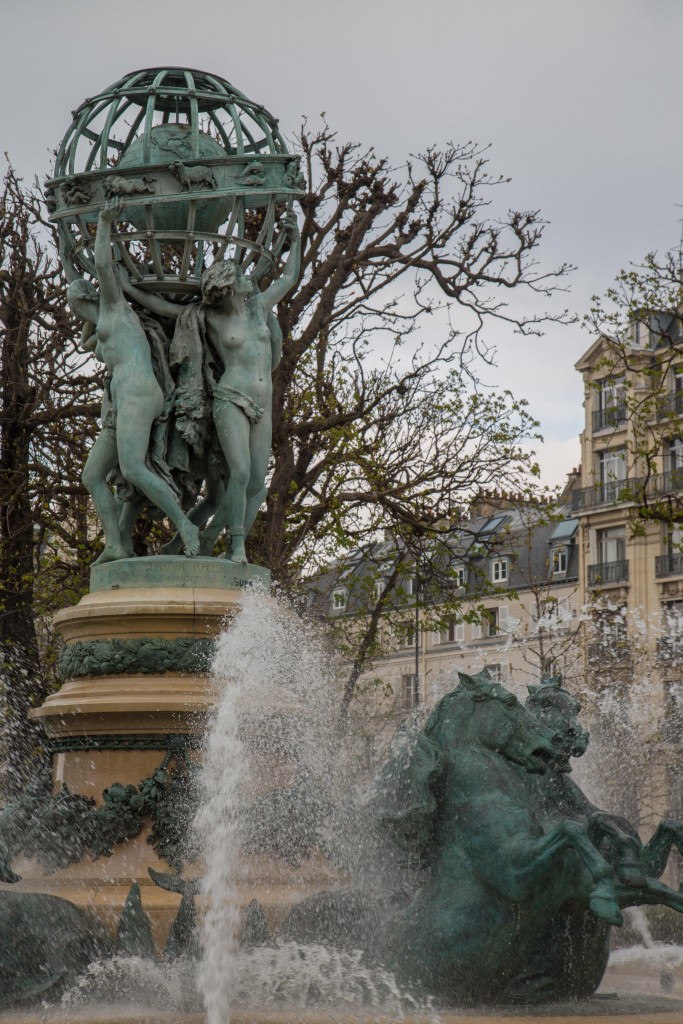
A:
[[67, 198, 301, 565]]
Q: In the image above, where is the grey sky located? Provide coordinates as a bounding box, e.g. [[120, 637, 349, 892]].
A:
[[2, 0, 681, 487]]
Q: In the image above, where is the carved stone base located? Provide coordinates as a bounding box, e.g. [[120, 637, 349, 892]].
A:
[[32, 583, 236, 737], [32, 673, 214, 736], [7, 574, 345, 950]]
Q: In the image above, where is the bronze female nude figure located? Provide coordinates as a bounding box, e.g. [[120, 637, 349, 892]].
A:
[[121, 211, 300, 563], [67, 199, 201, 562]]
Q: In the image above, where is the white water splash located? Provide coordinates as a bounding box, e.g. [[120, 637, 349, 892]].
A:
[[59, 590, 428, 1020], [193, 590, 349, 1024], [625, 906, 655, 948], [193, 592, 265, 1024], [61, 944, 426, 1018]]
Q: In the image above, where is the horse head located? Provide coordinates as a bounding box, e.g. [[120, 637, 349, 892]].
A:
[[426, 670, 560, 774], [525, 676, 588, 773]]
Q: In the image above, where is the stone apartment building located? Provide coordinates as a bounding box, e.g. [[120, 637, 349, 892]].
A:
[[568, 324, 683, 833], [311, 321, 683, 832], [310, 494, 583, 761], [572, 326, 683, 720]]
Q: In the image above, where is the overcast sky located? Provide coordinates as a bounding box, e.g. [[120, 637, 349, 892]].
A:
[[2, 0, 681, 488]]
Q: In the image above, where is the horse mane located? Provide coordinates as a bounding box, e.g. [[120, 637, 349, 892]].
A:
[[376, 682, 483, 864], [526, 675, 581, 715]]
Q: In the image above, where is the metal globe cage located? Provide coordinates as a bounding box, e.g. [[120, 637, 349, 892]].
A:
[[46, 67, 304, 296]]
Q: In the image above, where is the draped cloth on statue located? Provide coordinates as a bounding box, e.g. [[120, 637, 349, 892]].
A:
[[108, 305, 224, 507]]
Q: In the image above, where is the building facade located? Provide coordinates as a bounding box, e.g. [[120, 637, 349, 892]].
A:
[[307, 323, 683, 849], [310, 496, 583, 766]]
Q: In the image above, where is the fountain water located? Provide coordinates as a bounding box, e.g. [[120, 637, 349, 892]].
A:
[[4, 591, 683, 1022], [45, 591, 426, 1021]]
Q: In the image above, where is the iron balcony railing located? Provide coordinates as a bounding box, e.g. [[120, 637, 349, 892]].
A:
[[659, 390, 683, 418], [587, 560, 629, 586], [655, 553, 683, 578], [592, 404, 627, 432], [572, 470, 683, 512], [572, 479, 640, 511]]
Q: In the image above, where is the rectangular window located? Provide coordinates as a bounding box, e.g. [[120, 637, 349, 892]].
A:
[[668, 523, 683, 556], [491, 558, 508, 583], [400, 673, 419, 710], [667, 437, 683, 475], [594, 377, 626, 429], [597, 377, 624, 411], [332, 588, 348, 612], [452, 565, 466, 588], [597, 526, 626, 565], [485, 663, 507, 683], [597, 448, 627, 484], [541, 597, 569, 623], [439, 620, 465, 644], [482, 607, 499, 636], [398, 622, 416, 649], [552, 546, 568, 575], [471, 621, 482, 640], [664, 601, 683, 637], [380, 622, 393, 646], [670, 366, 683, 415], [406, 576, 418, 597], [374, 579, 387, 602]]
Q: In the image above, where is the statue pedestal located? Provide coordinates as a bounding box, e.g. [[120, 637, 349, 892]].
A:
[[5, 558, 342, 949]]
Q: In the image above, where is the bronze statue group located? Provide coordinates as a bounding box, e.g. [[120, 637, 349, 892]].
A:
[[67, 199, 300, 565]]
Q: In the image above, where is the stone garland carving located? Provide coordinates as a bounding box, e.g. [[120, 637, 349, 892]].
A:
[[58, 636, 215, 679], [45, 733, 201, 754], [0, 738, 199, 882]]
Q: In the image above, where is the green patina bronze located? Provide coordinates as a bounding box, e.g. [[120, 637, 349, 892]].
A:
[[90, 553, 270, 591], [0, 893, 114, 1009], [0, 874, 200, 1007], [0, 738, 199, 884], [273, 671, 683, 1006], [45, 733, 201, 754], [378, 671, 683, 1003], [58, 636, 215, 680], [50, 68, 302, 566], [5, 668, 683, 1007]]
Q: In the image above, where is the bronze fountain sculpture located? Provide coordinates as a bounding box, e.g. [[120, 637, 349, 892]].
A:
[[1, 66, 683, 1017]]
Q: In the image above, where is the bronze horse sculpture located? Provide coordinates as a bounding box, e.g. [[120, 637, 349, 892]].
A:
[[507, 677, 683, 1002], [379, 670, 630, 1004]]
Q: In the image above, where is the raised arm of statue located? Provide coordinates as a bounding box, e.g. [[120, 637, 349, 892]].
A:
[[267, 311, 283, 371], [66, 204, 202, 563], [118, 272, 182, 321], [94, 199, 124, 306], [260, 210, 301, 311]]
